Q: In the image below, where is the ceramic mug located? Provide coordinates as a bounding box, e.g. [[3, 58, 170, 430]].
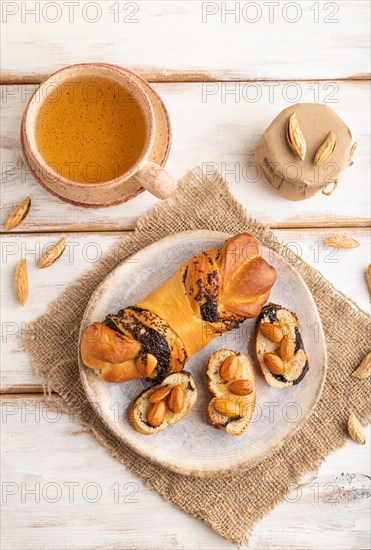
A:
[[21, 63, 177, 202]]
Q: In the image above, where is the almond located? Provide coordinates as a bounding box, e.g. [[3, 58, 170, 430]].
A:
[[347, 412, 366, 445], [314, 130, 336, 166], [148, 386, 171, 403], [264, 353, 284, 375], [286, 112, 306, 160], [352, 353, 371, 379], [5, 197, 31, 231], [214, 399, 241, 418], [147, 401, 166, 427], [280, 334, 296, 362], [15, 259, 29, 306], [366, 265, 371, 299], [136, 353, 157, 378], [260, 323, 284, 343], [220, 354, 239, 381], [349, 142, 357, 166], [38, 237, 67, 268], [324, 235, 360, 249], [167, 385, 184, 413], [228, 379, 253, 396]]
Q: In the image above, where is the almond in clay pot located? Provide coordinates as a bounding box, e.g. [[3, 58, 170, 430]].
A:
[[255, 103, 356, 201]]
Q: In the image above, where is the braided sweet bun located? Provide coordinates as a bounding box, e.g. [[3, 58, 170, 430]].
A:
[[80, 233, 277, 383]]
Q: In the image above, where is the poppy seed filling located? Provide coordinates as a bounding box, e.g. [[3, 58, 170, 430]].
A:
[[104, 306, 171, 383]]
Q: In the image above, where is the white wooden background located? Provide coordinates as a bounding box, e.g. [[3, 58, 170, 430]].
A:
[[1, 1, 370, 549]]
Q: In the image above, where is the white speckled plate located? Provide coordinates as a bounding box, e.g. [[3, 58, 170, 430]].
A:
[[79, 231, 327, 477]]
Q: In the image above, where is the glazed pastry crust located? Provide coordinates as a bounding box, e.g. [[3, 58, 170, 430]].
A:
[[80, 322, 142, 382]]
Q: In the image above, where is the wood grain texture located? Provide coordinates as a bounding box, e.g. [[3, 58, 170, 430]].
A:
[[2, 72, 371, 86], [1, 81, 370, 231], [1, 1, 370, 81], [1, 229, 370, 394], [1, 395, 370, 550]]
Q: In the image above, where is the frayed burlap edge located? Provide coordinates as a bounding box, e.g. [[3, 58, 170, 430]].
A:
[[24, 168, 371, 547]]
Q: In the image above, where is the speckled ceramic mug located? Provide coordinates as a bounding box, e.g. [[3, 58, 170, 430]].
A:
[[22, 63, 177, 202]]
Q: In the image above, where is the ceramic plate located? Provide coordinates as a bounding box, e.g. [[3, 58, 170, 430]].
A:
[[79, 231, 327, 477]]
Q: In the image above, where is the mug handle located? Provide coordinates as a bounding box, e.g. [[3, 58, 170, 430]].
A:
[[134, 161, 177, 199]]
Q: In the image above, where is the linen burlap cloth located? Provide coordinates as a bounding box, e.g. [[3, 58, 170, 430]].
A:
[[25, 168, 370, 546]]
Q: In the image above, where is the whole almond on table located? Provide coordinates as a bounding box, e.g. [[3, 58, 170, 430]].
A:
[[229, 379, 253, 396], [167, 385, 184, 413], [352, 353, 371, 379], [314, 130, 336, 166], [15, 259, 29, 306], [347, 412, 366, 445], [38, 237, 67, 268], [286, 112, 306, 161], [220, 354, 240, 381], [264, 353, 284, 375], [147, 400, 166, 427], [5, 197, 31, 231], [280, 334, 295, 362], [214, 399, 241, 418], [349, 142, 357, 166], [148, 386, 171, 404], [366, 265, 371, 298], [324, 235, 360, 249], [260, 323, 284, 343]]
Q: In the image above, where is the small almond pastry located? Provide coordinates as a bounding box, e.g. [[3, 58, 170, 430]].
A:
[[206, 350, 256, 436], [256, 303, 309, 388], [129, 372, 197, 435]]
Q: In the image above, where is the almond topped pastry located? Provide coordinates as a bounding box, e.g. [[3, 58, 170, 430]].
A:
[[129, 372, 197, 435], [256, 303, 309, 388], [206, 350, 256, 436]]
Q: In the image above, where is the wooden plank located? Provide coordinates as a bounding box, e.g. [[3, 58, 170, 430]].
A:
[[1, 395, 370, 549], [1, 72, 371, 86], [1, 229, 369, 393], [1, 81, 370, 231], [1, 1, 370, 82]]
